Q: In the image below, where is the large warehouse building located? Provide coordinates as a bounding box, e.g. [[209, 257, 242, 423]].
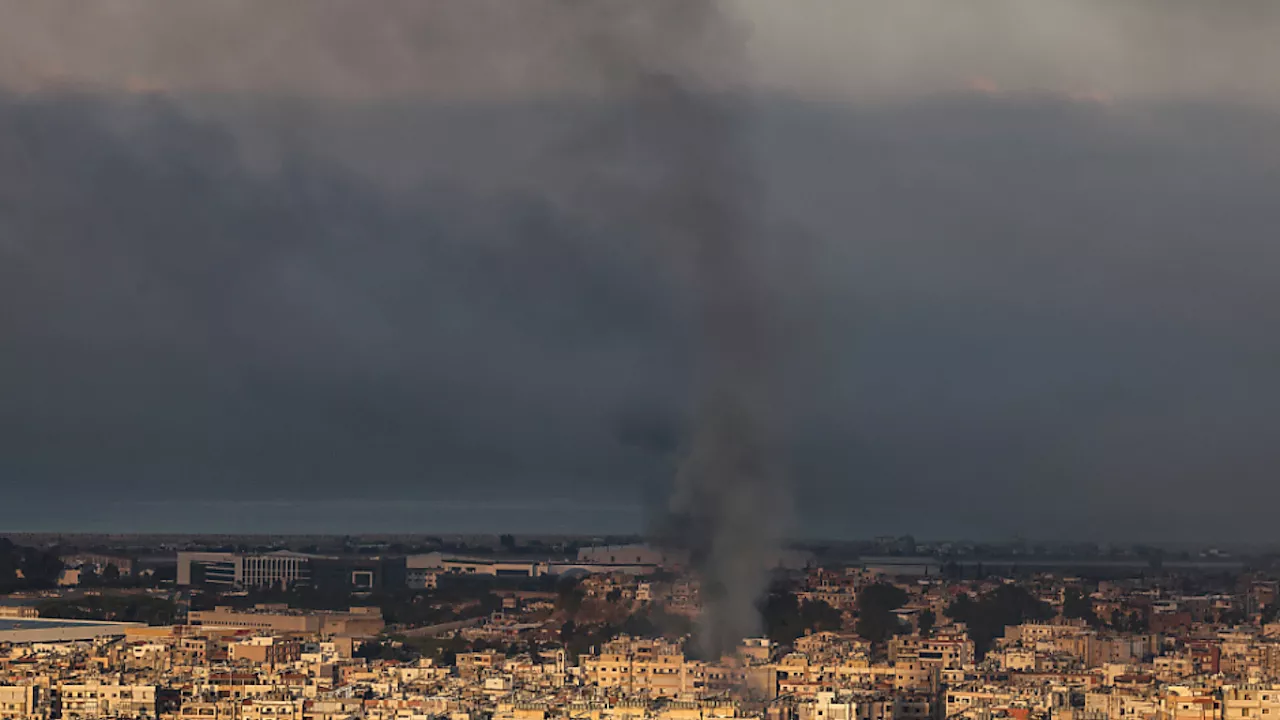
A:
[[0, 618, 144, 644]]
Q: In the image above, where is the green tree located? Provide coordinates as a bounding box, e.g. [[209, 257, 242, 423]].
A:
[[560, 619, 577, 644], [556, 579, 585, 617], [19, 548, 63, 588], [1110, 609, 1127, 632], [1063, 588, 1100, 626], [622, 611, 658, 638], [918, 609, 936, 636], [855, 583, 908, 644], [947, 583, 1051, 658], [1262, 604, 1280, 624], [79, 566, 101, 587]]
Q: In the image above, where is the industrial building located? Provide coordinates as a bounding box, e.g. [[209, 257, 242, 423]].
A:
[[0, 618, 145, 644], [176, 551, 405, 591]]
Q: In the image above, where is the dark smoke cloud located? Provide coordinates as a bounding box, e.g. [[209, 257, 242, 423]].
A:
[[3, 2, 1280, 552], [554, 1, 786, 658]]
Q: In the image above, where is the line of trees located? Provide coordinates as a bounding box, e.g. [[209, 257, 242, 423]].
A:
[[0, 539, 64, 591], [947, 583, 1053, 657]]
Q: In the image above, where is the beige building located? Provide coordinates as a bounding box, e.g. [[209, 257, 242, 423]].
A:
[[890, 635, 974, 668], [188, 605, 383, 637], [583, 637, 692, 697], [1161, 687, 1220, 720], [1223, 685, 1280, 720], [229, 636, 303, 666], [0, 606, 38, 619], [0, 685, 41, 719], [58, 683, 157, 719], [239, 699, 306, 720]]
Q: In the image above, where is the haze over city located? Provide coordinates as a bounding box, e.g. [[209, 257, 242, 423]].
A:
[[3, 1, 1280, 543], [7, 6, 1280, 720]]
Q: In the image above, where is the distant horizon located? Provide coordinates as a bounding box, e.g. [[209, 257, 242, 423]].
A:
[[3, 519, 1275, 553]]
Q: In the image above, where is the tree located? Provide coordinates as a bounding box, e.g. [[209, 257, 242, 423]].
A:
[[1109, 609, 1127, 632], [918, 609, 936, 636], [622, 612, 657, 638], [102, 564, 122, 584], [19, 548, 63, 589], [947, 583, 1052, 658], [1063, 588, 1100, 626], [1262, 604, 1280, 625], [499, 534, 517, 552], [1129, 611, 1149, 633], [0, 540, 18, 591], [556, 579, 585, 617], [855, 583, 908, 644], [79, 566, 101, 588], [560, 620, 577, 644]]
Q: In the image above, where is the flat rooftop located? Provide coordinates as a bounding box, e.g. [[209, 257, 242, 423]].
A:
[[0, 618, 139, 631]]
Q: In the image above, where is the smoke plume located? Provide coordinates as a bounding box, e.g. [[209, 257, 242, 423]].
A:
[[569, 1, 787, 659]]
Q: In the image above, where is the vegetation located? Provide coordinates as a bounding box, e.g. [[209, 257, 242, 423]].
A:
[[760, 583, 844, 645], [1062, 587, 1100, 626], [620, 606, 695, 640], [37, 595, 178, 625], [0, 539, 64, 591], [917, 608, 936, 635], [855, 583, 908, 644], [556, 578, 586, 617], [559, 619, 623, 659], [947, 584, 1052, 657]]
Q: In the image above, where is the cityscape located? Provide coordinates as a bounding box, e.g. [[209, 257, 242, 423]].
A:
[[4, 1, 1280, 720], [0, 534, 1276, 720], [0, 532, 1274, 717]]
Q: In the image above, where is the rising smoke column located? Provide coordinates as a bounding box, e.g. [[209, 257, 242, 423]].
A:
[[641, 74, 785, 660], [574, 0, 788, 659]]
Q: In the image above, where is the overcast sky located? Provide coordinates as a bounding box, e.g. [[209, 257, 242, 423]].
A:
[[2, 1, 1279, 541]]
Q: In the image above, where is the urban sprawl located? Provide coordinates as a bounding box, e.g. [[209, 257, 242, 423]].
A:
[[0, 535, 1275, 720]]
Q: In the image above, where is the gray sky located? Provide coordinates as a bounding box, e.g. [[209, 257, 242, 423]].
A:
[[2, 1, 1279, 540]]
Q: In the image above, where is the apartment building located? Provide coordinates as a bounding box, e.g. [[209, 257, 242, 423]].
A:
[[1223, 685, 1280, 720], [229, 637, 304, 666], [583, 637, 691, 697], [0, 685, 41, 719], [889, 635, 974, 668], [57, 683, 157, 719]]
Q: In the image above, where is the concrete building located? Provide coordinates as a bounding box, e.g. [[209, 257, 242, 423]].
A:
[[576, 544, 670, 566], [229, 637, 303, 666], [59, 553, 134, 575], [187, 605, 384, 637], [407, 553, 548, 578], [0, 618, 144, 644], [1223, 685, 1280, 720], [0, 685, 41, 719], [177, 551, 311, 589], [582, 636, 692, 697], [407, 568, 440, 590], [0, 606, 38, 619], [178, 551, 405, 591], [57, 683, 157, 719], [309, 555, 406, 592]]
